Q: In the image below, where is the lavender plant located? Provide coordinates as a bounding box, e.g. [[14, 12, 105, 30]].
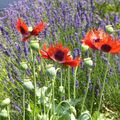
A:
[[0, 0, 120, 120]]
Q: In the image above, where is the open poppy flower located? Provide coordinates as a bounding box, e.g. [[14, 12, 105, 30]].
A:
[[40, 43, 81, 67], [16, 18, 46, 42], [82, 29, 112, 50], [82, 29, 120, 54], [93, 37, 120, 54]]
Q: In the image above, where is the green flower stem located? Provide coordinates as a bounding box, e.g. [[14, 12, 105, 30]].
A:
[[81, 69, 91, 112], [90, 78, 95, 114], [31, 50, 36, 120], [7, 105, 10, 120], [98, 54, 110, 112], [60, 69, 63, 101], [23, 73, 25, 120], [68, 67, 71, 101], [73, 67, 78, 99], [52, 68, 60, 114], [52, 76, 56, 115]]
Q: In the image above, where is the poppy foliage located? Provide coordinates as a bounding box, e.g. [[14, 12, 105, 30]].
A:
[[82, 29, 120, 54], [16, 18, 46, 42], [40, 43, 81, 67]]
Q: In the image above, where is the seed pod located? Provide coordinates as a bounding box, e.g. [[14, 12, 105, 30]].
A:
[[84, 58, 93, 67], [81, 44, 89, 51], [1, 98, 10, 107], [23, 81, 34, 90], [0, 109, 8, 118], [30, 40, 40, 51], [105, 25, 114, 33], [46, 66, 56, 77], [20, 62, 28, 70]]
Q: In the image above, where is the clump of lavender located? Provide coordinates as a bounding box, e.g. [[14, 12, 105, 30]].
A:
[[0, 0, 120, 119]]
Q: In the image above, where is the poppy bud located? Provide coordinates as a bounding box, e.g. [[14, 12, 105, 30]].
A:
[[0, 109, 8, 118], [79, 110, 92, 120], [1, 98, 10, 107], [84, 58, 93, 67], [105, 25, 114, 33], [28, 26, 33, 32], [30, 40, 40, 51], [20, 62, 28, 70], [81, 43, 89, 51], [70, 106, 76, 116], [26, 104, 32, 112], [58, 86, 65, 94], [70, 113, 76, 120], [23, 80, 34, 90], [46, 66, 56, 77]]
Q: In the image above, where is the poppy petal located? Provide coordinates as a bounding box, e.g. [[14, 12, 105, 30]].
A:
[[63, 57, 81, 67], [31, 21, 46, 36], [16, 18, 28, 35], [22, 35, 31, 42], [39, 50, 50, 59]]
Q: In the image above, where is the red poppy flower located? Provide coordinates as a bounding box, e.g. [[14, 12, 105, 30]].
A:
[[93, 37, 120, 54], [82, 29, 120, 54], [16, 18, 29, 35], [40, 43, 81, 67], [82, 29, 112, 50], [16, 18, 46, 42]]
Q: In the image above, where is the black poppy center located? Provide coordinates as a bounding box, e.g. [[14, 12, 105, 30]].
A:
[[101, 44, 111, 52], [93, 38, 101, 42], [54, 50, 64, 61], [20, 26, 26, 34]]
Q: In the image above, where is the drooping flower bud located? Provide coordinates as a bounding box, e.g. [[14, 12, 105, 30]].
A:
[[70, 113, 76, 120], [81, 43, 89, 51], [0, 98, 10, 107], [70, 106, 76, 116], [26, 104, 32, 112], [79, 110, 92, 120], [58, 86, 65, 94], [46, 65, 56, 77], [23, 80, 34, 91], [0, 109, 8, 118], [105, 25, 114, 33], [30, 40, 40, 51], [84, 58, 93, 67], [20, 62, 28, 70]]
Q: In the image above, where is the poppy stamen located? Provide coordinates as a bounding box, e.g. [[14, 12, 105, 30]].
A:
[[94, 38, 101, 42], [20, 26, 26, 34], [54, 50, 65, 61], [101, 44, 111, 52]]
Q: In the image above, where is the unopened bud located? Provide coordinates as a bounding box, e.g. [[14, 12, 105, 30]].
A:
[[20, 62, 28, 70], [70, 106, 76, 116], [26, 104, 32, 112], [70, 113, 76, 120], [58, 86, 65, 94], [105, 25, 114, 33], [1, 98, 10, 107], [30, 40, 40, 51], [81, 43, 89, 51], [84, 58, 93, 67], [23, 80, 34, 90], [46, 66, 56, 77], [0, 109, 8, 118]]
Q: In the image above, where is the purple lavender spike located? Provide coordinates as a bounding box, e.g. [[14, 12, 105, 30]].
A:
[[76, 80, 79, 89], [23, 42, 29, 60], [13, 103, 22, 114]]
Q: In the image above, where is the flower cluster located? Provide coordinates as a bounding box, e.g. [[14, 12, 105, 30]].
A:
[[16, 18, 120, 69], [16, 18, 46, 42]]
